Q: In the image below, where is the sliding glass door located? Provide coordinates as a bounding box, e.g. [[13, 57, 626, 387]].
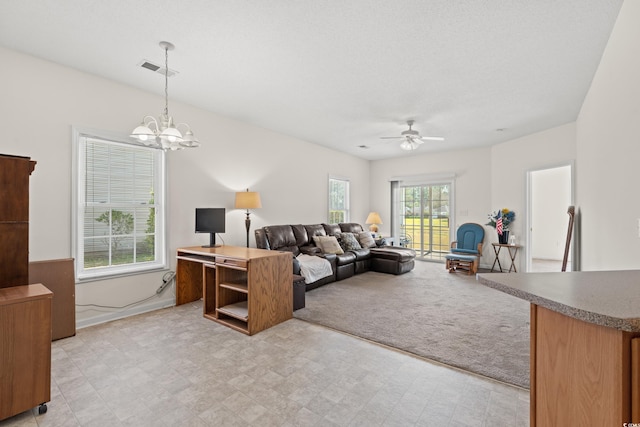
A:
[[396, 183, 451, 261]]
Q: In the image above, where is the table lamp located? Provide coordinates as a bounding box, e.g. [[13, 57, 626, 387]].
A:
[[365, 212, 382, 233], [235, 189, 262, 247]]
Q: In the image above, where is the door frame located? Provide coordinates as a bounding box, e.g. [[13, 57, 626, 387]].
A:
[[525, 161, 575, 272]]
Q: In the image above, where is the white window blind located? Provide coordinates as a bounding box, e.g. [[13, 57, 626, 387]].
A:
[[73, 130, 166, 281]]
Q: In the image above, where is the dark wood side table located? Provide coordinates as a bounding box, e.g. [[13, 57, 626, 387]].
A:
[[491, 243, 522, 272]]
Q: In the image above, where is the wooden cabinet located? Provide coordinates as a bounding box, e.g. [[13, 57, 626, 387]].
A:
[[176, 246, 292, 335], [0, 154, 36, 289], [531, 304, 640, 425], [29, 259, 76, 341], [478, 270, 640, 426], [0, 284, 52, 420]]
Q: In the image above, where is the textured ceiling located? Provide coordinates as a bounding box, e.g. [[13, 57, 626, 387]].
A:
[[0, 0, 623, 160]]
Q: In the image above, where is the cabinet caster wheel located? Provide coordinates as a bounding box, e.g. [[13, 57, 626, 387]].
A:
[[38, 404, 47, 415]]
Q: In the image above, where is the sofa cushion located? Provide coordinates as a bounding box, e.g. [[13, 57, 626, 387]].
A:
[[335, 251, 357, 266], [357, 231, 377, 248], [340, 232, 362, 251], [313, 235, 344, 254], [370, 247, 416, 263]]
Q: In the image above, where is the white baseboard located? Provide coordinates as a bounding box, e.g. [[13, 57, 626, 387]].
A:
[[76, 298, 176, 330]]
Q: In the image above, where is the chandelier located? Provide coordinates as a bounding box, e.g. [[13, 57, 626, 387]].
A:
[[130, 41, 199, 151]]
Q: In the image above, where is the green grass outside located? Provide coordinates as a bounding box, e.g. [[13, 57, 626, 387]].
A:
[[84, 251, 155, 268]]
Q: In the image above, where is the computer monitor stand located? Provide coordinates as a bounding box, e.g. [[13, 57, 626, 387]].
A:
[[202, 233, 221, 248]]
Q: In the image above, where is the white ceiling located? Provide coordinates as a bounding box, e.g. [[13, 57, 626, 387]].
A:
[[0, 0, 623, 160]]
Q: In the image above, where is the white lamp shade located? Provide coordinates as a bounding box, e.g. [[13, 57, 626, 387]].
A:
[[180, 130, 200, 147], [130, 125, 155, 142], [159, 126, 183, 143]]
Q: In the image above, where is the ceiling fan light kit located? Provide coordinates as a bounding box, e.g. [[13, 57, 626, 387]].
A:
[[130, 41, 200, 151], [381, 120, 444, 151]]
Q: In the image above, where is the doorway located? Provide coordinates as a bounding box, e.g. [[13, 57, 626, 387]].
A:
[[526, 164, 573, 272], [396, 183, 451, 261]]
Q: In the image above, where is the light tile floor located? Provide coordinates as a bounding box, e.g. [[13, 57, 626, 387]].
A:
[[1, 302, 529, 427]]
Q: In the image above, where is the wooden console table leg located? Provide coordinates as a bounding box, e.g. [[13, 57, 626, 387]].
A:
[[491, 245, 503, 272]]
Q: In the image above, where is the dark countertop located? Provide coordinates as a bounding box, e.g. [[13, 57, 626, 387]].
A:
[[476, 270, 640, 332]]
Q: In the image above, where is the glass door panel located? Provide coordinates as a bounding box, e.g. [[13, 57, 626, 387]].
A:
[[398, 183, 450, 261]]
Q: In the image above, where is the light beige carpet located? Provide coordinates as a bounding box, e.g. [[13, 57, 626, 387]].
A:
[[294, 261, 530, 389]]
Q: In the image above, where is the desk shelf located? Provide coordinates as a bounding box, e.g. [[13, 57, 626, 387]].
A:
[[219, 282, 248, 293], [217, 301, 249, 321]]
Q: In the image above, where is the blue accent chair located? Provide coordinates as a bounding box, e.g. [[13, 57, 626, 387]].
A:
[[445, 223, 485, 275]]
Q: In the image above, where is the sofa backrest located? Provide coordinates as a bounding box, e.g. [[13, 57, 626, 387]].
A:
[[255, 222, 368, 253], [339, 223, 364, 234], [304, 224, 326, 241], [323, 223, 341, 236], [291, 224, 309, 246], [263, 225, 300, 255]]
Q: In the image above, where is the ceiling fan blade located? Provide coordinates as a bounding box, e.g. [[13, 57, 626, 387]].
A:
[[380, 136, 403, 139], [419, 136, 445, 141]]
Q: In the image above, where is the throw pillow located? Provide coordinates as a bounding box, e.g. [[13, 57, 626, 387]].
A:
[[312, 235, 344, 254], [341, 232, 362, 251], [357, 231, 376, 248]]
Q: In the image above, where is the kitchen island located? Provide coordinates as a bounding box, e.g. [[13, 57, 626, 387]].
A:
[[477, 270, 640, 427]]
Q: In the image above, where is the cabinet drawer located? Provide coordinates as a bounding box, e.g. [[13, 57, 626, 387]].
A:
[[216, 257, 247, 269]]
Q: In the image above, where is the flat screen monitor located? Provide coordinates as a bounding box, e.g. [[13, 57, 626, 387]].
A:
[[195, 208, 225, 247]]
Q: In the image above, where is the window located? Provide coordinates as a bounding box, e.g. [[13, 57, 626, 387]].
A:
[[72, 129, 166, 281], [328, 177, 350, 223]]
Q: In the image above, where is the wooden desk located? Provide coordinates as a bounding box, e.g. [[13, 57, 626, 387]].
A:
[[478, 271, 640, 426], [176, 246, 292, 335], [491, 243, 521, 272]]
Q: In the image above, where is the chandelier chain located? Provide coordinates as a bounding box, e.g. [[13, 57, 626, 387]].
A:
[[164, 45, 169, 117]]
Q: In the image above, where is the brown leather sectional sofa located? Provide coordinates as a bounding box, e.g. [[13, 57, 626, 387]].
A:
[[254, 222, 416, 291]]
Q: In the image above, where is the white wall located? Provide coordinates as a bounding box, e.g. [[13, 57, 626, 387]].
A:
[[490, 123, 576, 271], [369, 147, 495, 267], [1, 46, 370, 327], [576, 0, 640, 270], [370, 123, 576, 270]]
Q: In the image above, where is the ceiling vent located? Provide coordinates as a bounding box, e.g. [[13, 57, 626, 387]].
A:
[[137, 59, 177, 77]]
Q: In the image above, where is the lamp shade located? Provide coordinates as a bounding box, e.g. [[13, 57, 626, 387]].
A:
[[235, 191, 262, 209], [365, 212, 382, 225]]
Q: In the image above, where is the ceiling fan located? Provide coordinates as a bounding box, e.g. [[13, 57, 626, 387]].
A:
[[380, 120, 444, 151]]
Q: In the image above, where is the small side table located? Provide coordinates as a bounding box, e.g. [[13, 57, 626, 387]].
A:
[[375, 236, 395, 246], [491, 243, 522, 272]]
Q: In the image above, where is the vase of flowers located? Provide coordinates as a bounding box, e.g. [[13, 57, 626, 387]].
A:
[[487, 209, 515, 244]]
